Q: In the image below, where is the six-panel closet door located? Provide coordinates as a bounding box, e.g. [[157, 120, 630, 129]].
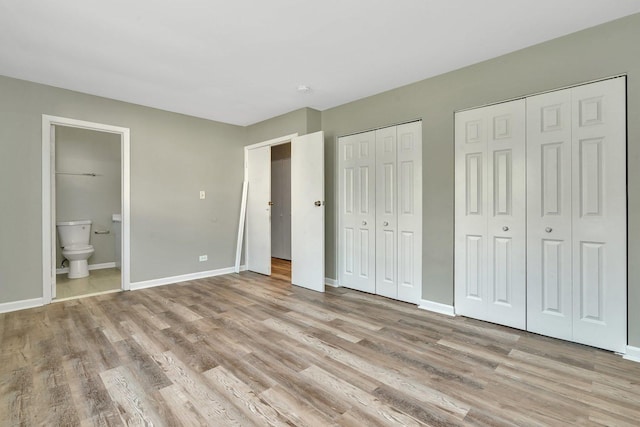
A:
[[338, 122, 422, 304], [338, 131, 376, 294], [454, 100, 527, 329], [375, 122, 422, 303], [526, 78, 627, 352]]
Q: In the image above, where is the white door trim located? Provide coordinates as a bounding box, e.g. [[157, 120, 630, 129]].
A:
[[42, 115, 131, 304]]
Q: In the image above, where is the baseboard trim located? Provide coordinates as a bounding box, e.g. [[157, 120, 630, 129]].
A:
[[623, 346, 640, 363], [418, 299, 456, 317], [130, 266, 241, 291], [56, 262, 117, 274], [0, 297, 45, 314], [325, 277, 339, 288]]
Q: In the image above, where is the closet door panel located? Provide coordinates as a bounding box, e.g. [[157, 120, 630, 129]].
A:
[[396, 121, 422, 304], [375, 127, 398, 299], [571, 78, 626, 353], [485, 100, 526, 329], [339, 132, 376, 293], [526, 89, 573, 340], [455, 109, 488, 319]]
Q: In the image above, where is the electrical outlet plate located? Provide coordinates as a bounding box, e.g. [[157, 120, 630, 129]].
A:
[[199, 255, 208, 262], [199, 190, 206, 199]]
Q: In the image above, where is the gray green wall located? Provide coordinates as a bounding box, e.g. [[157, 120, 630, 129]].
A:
[[321, 13, 640, 345], [55, 127, 121, 267], [0, 76, 246, 303]]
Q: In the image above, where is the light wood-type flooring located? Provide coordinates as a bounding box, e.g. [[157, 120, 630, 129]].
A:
[[2, 263, 640, 426]]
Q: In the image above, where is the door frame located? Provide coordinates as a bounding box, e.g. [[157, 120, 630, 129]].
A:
[[240, 134, 298, 271], [41, 115, 131, 303]]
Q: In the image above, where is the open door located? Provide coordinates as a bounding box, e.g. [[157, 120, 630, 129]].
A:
[[291, 131, 325, 292], [246, 145, 271, 275]]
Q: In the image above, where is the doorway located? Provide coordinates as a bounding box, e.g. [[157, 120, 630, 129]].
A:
[[238, 132, 325, 292], [42, 115, 131, 303]]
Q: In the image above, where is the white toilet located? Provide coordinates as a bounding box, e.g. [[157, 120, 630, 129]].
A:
[[56, 220, 95, 279]]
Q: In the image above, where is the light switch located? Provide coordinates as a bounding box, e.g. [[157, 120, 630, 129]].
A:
[[199, 190, 206, 199]]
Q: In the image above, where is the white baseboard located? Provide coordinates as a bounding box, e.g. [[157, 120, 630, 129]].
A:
[[0, 297, 44, 314], [418, 299, 456, 317], [623, 346, 640, 363], [57, 262, 116, 274], [325, 277, 339, 288], [130, 266, 240, 291]]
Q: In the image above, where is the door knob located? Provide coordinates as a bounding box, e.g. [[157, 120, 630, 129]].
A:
[[362, 221, 367, 226], [383, 221, 389, 226], [314, 200, 322, 206], [545, 227, 553, 233], [502, 226, 509, 231]]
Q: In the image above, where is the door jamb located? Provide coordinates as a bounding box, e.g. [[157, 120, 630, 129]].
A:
[[42, 115, 131, 303]]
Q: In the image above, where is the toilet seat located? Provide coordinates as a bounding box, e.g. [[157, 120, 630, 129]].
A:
[[63, 244, 93, 251]]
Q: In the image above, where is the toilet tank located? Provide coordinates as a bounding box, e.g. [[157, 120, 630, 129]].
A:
[[56, 220, 92, 247]]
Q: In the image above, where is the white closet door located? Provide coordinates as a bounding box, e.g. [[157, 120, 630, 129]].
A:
[[247, 146, 271, 275], [571, 78, 626, 352], [485, 100, 526, 329], [338, 131, 376, 293], [375, 126, 398, 299], [455, 100, 526, 328], [526, 88, 573, 340], [455, 107, 489, 320], [291, 131, 325, 292], [396, 122, 422, 304]]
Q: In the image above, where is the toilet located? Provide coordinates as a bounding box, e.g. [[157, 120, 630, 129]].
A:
[[56, 220, 95, 279]]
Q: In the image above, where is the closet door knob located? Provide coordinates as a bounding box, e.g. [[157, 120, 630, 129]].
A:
[[545, 227, 553, 233], [502, 226, 509, 231], [362, 221, 367, 226], [383, 221, 389, 226]]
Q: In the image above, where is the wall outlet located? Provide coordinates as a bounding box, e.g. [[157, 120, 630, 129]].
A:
[[199, 255, 208, 262], [199, 190, 206, 199]]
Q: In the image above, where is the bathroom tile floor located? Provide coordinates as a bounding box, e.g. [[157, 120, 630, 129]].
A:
[[55, 267, 121, 300]]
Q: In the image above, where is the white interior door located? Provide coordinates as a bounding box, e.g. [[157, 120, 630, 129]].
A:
[[291, 131, 325, 292], [455, 100, 526, 329], [526, 88, 573, 341], [455, 107, 489, 321], [375, 126, 398, 299], [247, 146, 271, 275], [396, 122, 422, 304], [338, 131, 376, 293], [571, 78, 626, 353]]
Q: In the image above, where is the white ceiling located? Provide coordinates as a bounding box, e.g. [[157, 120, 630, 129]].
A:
[[1, 1, 639, 126]]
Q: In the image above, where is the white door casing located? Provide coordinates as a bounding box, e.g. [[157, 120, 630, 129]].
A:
[[291, 131, 325, 292], [338, 131, 376, 294], [455, 100, 527, 329], [526, 88, 573, 340], [570, 78, 626, 352], [246, 145, 271, 275]]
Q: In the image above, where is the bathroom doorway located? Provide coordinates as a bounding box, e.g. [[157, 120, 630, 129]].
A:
[[42, 116, 131, 304]]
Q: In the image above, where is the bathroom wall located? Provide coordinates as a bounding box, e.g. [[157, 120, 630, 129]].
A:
[[55, 126, 121, 268]]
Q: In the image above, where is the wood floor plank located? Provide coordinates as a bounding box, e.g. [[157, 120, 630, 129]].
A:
[[2, 260, 640, 426]]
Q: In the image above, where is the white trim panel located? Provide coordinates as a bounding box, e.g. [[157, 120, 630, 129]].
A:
[[130, 265, 247, 291], [419, 299, 456, 317], [623, 346, 640, 363], [0, 298, 45, 314]]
